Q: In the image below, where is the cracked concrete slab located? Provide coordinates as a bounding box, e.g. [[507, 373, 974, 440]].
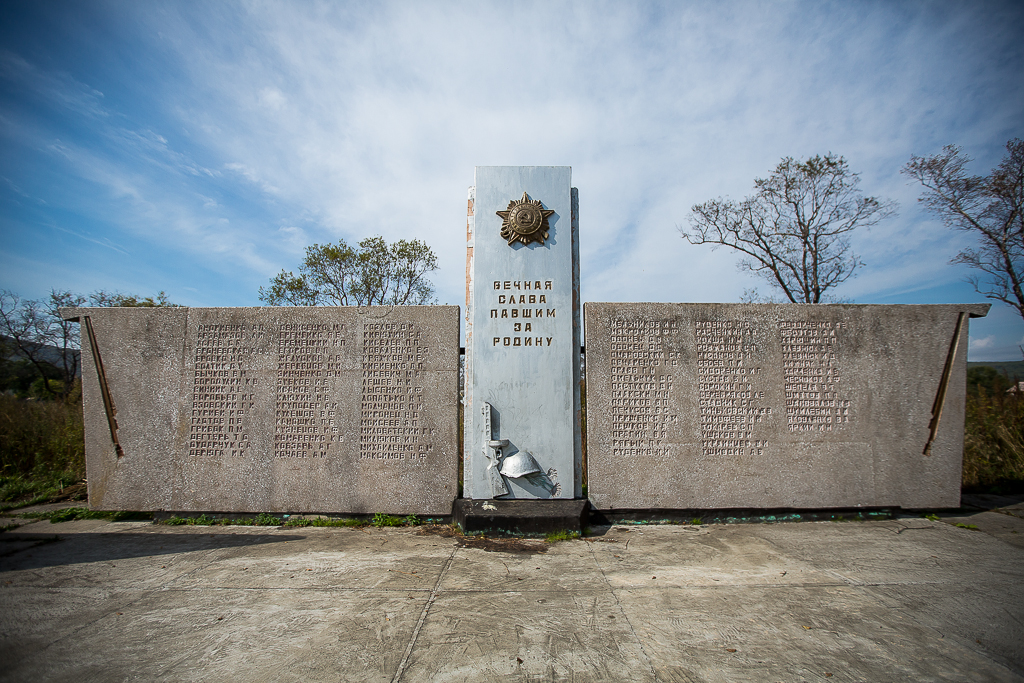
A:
[[616, 584, 1016, 683], [1, 516, 1022, 682]]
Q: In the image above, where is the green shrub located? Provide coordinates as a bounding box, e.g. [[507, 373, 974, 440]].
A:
[[253, 512, 282, 526], [966, 366, 1011, 396], [0, 470, 82, 510], [372, 512, 404, 527]]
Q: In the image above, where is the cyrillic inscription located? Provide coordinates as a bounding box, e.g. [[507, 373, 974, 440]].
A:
[[359, 323, 434, 462], [587, 302, 983, 511], [609, 318, 676, 458], [695, 321, 770, 457], [189, 324, 261, 457], [780, 321, 852, 432], [275, 323, 346, 458], [488, 279, 557, 347]]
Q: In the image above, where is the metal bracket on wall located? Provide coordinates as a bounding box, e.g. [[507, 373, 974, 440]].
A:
[[83, 316, 124, 458], [923, 311, 966, 456]]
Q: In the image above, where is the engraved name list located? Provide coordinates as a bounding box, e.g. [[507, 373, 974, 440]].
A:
[[360, 322, 435, 462]]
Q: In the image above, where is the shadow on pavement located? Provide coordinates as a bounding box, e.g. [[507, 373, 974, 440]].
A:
[[961, 491, 1024, 512], [0, 531, 307, 572]]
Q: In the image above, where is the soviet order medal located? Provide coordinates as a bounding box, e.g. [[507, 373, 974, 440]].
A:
[[496, 192, 554, 246]]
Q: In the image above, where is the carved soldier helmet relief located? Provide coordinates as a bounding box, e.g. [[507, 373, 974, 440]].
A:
[[498, 449, 544, 479], [496, 192, 555, 246]]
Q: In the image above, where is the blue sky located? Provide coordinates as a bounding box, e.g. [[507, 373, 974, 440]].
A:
[[1, 0, 1022, 359]]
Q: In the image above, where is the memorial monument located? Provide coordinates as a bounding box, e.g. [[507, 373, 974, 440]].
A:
[[584, 302, 989, 511], [455, 166, 585, 530], [65, 165, 989, 527], [61, 306, 459, 515], [461, 167, 582, 498]]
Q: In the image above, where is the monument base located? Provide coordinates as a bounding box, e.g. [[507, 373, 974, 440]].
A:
[[453, 499, 589, 535]]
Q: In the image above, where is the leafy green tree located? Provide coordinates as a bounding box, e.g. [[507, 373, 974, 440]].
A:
[[87, 290, 179, 307], [259, 236, 438, 306], [903, 139, 1024, 325], [682, 154, 897, 303]]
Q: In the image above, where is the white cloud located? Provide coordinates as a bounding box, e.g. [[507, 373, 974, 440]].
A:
[[224, 162, 280, 195], [50, 223, 130, 256], [1, 0, 1022, 348], [970, 335, 995, 351], [276, 226, 308, 254], [0, 49, 108, 119], [257, 87, 286, 111]]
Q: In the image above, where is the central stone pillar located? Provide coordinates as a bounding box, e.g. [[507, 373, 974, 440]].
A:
[[463, 166, 582, 501]]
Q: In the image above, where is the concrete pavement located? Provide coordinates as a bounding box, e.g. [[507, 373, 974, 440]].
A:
[[1, 503, 1023, 682]]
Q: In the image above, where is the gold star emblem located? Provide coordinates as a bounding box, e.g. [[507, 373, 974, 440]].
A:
[[496, 192, 554, 246]]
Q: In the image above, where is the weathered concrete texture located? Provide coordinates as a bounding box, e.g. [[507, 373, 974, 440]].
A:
[[60, 306, 460, 515], [463, 167, 582, 500], [948, 492, 1024, 549], [1, 511, 1022, 682], [585, 303, 991, 510]]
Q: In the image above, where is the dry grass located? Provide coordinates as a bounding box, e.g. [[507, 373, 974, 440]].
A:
[[962, 389, 1024, 490], [0, 394, 85, 508], [0, 394, 84, 476]]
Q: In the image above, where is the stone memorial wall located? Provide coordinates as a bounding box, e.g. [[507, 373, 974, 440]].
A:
[[62, 306, 459, 514], [61, 169, 989, 519], [585, 302, 990, 510]]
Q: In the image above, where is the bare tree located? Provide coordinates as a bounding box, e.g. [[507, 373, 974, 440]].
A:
[[903, 139, 1024, 323], [260, 236, 438, 306], [1, 289, 178, 400], [682, 154, 897, 303], [1, 289, 85, 400]]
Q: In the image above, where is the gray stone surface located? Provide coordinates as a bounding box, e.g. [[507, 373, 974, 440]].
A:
[[585, 302, 990, 510], [463, 167, 582, 499], [61, 306, 459, 514], [1, 513, 1022, 681]]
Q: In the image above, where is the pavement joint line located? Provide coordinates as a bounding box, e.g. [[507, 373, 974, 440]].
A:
[[390, 541, 458, 683], [584, 529, 659, 681], [822, 569, 865, 586]]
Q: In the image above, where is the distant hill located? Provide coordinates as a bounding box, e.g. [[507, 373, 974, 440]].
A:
[[1, 335, 81, 376], [968, 361, 1024, 381]]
